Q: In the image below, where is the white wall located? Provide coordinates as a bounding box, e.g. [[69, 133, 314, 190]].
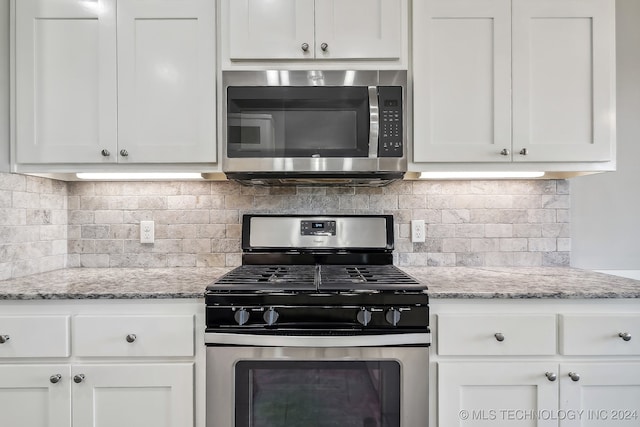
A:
[[571, 0, 640, 269], [0, 0, 9, 171]]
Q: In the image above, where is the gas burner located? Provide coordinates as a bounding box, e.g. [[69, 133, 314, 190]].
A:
[[205, 215, 428, 333]]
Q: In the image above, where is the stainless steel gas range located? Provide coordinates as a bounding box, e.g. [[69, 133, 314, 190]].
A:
[[205, 214, 430, 427]]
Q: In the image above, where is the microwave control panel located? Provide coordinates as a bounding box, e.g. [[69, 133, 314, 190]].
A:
[[378, 86, 403, 157]]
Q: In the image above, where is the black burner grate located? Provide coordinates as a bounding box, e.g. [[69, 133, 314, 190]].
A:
[[320, 265, 420, 290], [212, 265, 316, 290]]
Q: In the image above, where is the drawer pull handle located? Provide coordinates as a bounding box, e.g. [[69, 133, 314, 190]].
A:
[[545, 372, 557, 382], [619, 332, 632, 341], [73, 374, 85, 384], [494, 332, 505, 342], [50, 374, 62, 384], [126, 334, 137, 343], [568, 372, 580, 382], [0, 335, 9, 343]]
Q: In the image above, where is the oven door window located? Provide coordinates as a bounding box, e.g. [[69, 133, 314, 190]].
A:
[[234, 360, 400, 427], [226, 86, 370, 158]]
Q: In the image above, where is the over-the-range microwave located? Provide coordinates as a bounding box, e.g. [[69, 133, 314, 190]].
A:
[[222, 70, 407, 186]]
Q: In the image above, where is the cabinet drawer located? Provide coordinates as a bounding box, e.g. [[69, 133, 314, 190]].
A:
[[560, 314, 640, 355], [437, 314, 556, 355], [73, 315, 194, 357], [0, 316, 70, 358]]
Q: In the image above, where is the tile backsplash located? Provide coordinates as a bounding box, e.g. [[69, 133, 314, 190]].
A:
[[0, 173, 67, 280], [0, 172, 570, 279]]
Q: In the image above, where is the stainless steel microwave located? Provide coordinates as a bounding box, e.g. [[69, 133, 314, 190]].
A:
[[222, 70, 408, 186]]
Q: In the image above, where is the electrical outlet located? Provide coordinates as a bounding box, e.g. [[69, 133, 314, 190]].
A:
[[140, 220, 155, 244], [411, 220, 425, 243]]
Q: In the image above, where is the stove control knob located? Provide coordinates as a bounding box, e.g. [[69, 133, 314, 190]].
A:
[[234, 308, 250, 326], [385, 308, 401, 326], [357, 308, 372, 326], [263, 308, 279, 326]]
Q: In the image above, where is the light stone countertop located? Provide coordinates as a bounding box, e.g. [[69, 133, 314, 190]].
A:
[[0, 268, 231, 300], [0, 267, 639, 300], [402, 267, 640, 299]]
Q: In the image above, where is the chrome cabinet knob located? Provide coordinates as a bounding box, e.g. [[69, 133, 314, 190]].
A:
[[357, 308, 372, 326], [545, 372, 557, 382], [73, 374, 85, 384], [385, 308, 401, 326], [500, 149, 510, 156], [320, 42, 328, 52], [101, 149, 110, 157], [50, 374, 62, 384], [494, 332, 505, 342], [263, 308, 279, 326], [119, 149, 129, 157], [126, 334, 137, 343], [568, 372, 580, 382], [234, 309, 250, 326], [301, 42, 309, 52], [0, 335, 9, 343], [519, 148, 528, 155], [619, 332, 632, 341]]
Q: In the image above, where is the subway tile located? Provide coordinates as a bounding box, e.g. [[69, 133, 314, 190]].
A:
[[0, 173, 576, 277]]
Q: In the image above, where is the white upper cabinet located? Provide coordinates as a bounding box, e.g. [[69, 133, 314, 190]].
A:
[[117, 0, 216, 163], [224, 0, 405, 64], [14, 0, 216, 165], [413, 0, 511, 163], [15, 0, 117, 164], [512, 0, 615, 162], [228, 0, 315, 60], [413, 0, 615, 166]]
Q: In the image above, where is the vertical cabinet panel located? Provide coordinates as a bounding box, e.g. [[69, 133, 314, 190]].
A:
[[15, 0, 117, 163], [314, 0, 401, 59], [412, 0, 511, 162], [560, 363, 640, 427], [227, 0, 315, 60], [512, 0, 615, 162], [439, 362, 559, 427], [117, 0, 216, 163], [0, 365, 72, 427], [72, 364, 194, 427]]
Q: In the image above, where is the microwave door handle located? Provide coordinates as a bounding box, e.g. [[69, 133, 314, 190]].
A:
[[368, 86, 379, 158]]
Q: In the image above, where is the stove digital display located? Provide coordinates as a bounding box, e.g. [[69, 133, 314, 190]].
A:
[[301, 220, 337, 236]]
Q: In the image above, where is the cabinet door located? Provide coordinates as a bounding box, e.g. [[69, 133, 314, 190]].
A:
[[314, 0, 402, 59], [439, 362, 559, 426], [15, 0, 117, 164], [0, 365, 71, 427], [560, 363, 640, 427], [226, 0, 315, 60], [512, 0, 615, 162], [72, 364, 193, 427], [413, 0, 512, 163], [117, 0, 216, 163]]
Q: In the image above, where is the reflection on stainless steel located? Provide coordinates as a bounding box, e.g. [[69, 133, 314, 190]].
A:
[[248, 216, 388, 249]]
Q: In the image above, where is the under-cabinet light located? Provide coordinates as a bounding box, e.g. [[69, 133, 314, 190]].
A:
[[418, 171, 545, 180], [76, 173, 204, 181]]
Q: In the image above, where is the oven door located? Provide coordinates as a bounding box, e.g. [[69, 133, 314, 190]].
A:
[[206, 335, 429, 427]]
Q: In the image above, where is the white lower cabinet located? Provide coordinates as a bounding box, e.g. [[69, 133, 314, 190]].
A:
[[0, 364, 72, 427], [439, 362, 559, 426], [73, 364, 193, 427], [0, 300, 203, 427], [432, 300, 640, 427], [559, 363, 640, 427]]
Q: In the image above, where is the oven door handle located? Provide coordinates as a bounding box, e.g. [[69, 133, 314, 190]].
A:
[[205, 332, 431, 347]]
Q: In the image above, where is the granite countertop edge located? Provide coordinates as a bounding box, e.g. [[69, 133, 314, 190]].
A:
[[0, 266, 639, 301]]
